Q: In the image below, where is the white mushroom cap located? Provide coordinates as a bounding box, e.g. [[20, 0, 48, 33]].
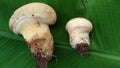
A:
[[9, 2, 57, 34], [66, 17, 93, 34]]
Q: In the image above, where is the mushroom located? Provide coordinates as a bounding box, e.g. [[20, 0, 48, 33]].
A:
[[65, 17, 93, 56], [9, 2, 56, 68]]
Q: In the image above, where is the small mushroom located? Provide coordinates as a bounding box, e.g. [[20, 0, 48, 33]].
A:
[[9, 2, 56, 68], [66, 17, 93, 56]]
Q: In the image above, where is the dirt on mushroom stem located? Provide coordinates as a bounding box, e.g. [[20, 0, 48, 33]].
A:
[[18, 21, 54, 68], [75, 43, 89, 56], [26, 35, 54, 68]]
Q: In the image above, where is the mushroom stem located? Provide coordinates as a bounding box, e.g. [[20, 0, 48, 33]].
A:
[[18, 19, 53, 68], [70, 30, 90, 56], [19, 19, 50, 42]]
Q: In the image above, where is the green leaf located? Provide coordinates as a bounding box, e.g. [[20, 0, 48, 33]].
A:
[[0, 0, 120, 68]]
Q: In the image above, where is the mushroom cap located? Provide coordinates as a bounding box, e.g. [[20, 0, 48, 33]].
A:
[[66, 17, 93, 34], [9, 2, 57, 33]]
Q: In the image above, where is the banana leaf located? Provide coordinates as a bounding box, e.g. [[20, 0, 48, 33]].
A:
[[0, 0, 120, 68]]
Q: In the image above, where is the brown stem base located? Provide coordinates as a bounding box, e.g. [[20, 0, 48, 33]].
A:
[[26, 38, 53, 68], [34, 52, 48, 68], [75, 43, 89, 56]]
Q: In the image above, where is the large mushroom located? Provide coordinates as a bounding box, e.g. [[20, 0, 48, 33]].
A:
[[9, 2, 57, 68], [66, 17, 93, 56]]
